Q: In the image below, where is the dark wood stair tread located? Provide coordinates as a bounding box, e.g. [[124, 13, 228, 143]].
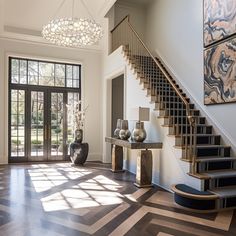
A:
[[188, 172, 211, 179], [175, 134, 220, 137], [158, 108, 198, 111], [196, 157, 236, 162], [171, 184, 218, 200], [158, 115, 202, 119], [210, 187, 236, 198], [162, 124, 211, 129], [161, 122, 211, 127], [201, 170, 236, 179], [174, 144, 231, 149], [197, 144, 230, 148], [172, 184, 218, 211]]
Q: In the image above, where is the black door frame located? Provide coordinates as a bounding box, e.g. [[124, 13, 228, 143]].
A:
[[8, 57, 81, 163]]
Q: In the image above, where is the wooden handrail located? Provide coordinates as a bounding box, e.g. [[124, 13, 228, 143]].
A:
[[110, 15, 129, 33], [126, 21, 192, 122]]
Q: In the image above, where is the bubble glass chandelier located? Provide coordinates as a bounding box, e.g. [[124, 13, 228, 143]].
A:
[[42, 0, 103, 47]]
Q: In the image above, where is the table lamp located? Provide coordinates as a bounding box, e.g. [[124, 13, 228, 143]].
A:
[[130, 107, 150, 142]]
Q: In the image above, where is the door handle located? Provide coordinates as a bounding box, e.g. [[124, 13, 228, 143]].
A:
[[48, 125, 51, 141], [45, 125, 51, 141], [45, 125, 48, 140]]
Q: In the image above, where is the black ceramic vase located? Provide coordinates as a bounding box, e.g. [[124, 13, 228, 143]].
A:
[[70, 142, 89, 165]]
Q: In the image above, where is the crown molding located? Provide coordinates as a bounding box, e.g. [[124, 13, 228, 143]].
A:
[[0, 32, 103, 54]]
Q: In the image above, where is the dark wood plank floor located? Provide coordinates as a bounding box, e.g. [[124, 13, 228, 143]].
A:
[[0, 162, 235, 236]]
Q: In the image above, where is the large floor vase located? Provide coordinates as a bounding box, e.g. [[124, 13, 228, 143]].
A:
[[70, 142, 89, 165]]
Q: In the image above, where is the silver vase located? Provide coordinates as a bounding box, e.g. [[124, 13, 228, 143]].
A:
[[119, 120, 131, 140], [132, 121, 146, 142], [114, 119, 122, 138]]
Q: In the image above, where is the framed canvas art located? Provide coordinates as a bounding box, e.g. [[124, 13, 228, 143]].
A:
[[204, 0, 236, 47], [204, 37, 236, 105]]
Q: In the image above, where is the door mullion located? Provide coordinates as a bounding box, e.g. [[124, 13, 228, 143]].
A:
[[63, 92, 68, 160], [25, 89, 31, 161], [45, 91, 50, 161]]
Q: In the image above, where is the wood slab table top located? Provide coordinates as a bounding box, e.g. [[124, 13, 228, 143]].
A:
[[105, 137, 162, 150]]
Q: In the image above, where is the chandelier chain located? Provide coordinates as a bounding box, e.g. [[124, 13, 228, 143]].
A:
[[80, 0, 95, 21], [52, 0, 66, 19], [72, 0, 75, 18]]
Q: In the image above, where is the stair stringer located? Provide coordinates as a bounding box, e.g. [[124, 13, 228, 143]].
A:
[[119, 47, 203, 191]]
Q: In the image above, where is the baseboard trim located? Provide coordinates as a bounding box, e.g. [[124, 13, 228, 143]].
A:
[[87, 153, 102, 162], [0, 156, 8, 165]]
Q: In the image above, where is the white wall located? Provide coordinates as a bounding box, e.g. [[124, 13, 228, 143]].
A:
[[102, 46, 126, 163], [145, 0, 236, 152], [114, 1, 147, 40], [124, 65, 161, 183], [0, 38, 103, 164]]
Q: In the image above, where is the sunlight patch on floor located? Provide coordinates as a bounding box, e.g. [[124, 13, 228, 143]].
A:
[[28, 164, 92, 193], [40, 174, 123, 211], [124, 194, 138, 202], [28, 169, 68, 193], [41, 184, 124, 212], [28, 164, 127, 212]]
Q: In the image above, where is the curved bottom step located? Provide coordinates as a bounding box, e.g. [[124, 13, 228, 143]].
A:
[[172, 184, 218, 211]]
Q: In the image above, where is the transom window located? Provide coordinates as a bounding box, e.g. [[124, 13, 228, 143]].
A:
[[10, 58, 81, 88]]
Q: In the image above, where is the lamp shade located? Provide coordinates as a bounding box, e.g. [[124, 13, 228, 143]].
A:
[[129, 107, 150, 121]]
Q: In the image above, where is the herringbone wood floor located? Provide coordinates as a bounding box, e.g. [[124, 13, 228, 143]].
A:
[[0, 163, 235, 236]]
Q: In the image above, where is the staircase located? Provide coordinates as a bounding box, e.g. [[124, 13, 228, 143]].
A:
[[111, 16, 236, 211]]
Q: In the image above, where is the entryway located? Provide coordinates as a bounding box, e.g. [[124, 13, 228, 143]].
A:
[[111, 74, 124, 135], [9, 57, 81, 163]]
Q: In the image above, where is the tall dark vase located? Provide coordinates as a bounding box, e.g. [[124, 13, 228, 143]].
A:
[[70, 128, 88, 165], [70, 143, 89, 165]]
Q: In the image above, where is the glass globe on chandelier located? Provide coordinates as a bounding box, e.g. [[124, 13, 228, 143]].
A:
[[42, 0, 103, 47]]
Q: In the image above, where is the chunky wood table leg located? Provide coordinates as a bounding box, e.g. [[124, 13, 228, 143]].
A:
[[111, 145, 124, 172], [134, 149, 153, 187]]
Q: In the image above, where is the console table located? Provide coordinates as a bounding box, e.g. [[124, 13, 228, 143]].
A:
[[105, 137, 162, 188]]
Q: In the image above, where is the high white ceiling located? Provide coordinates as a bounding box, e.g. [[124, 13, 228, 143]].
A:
[[1, 0, 117, 50], [4, 0, 111, 30]]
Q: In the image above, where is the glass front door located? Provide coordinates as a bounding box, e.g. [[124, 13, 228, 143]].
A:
[[10, 89, 79, 162], [28, 90, 66, 161]]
